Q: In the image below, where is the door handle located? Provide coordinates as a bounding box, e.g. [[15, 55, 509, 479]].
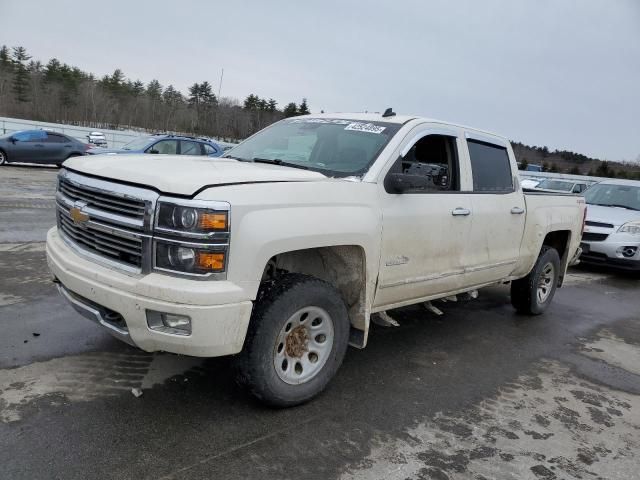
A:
[[451, 207, 471, 216], [511, 207, 525, 214]]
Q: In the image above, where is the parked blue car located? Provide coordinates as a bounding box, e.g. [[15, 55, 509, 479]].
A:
[[87, 134, 223, 157]]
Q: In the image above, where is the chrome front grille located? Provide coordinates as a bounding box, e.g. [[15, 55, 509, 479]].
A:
[[58, 206, 144, 268], [59, 176, 147, 221], [56, 170, 158, 273]]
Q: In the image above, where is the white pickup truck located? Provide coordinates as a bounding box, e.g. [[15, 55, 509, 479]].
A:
[[46, 112, 586, 406]]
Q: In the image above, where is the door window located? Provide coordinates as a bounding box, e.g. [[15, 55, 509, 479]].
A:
[[386, 134, 460, 192], [148, 140, 178, 154], [467, 140, 513, 192], [179, 140, 203, 155]]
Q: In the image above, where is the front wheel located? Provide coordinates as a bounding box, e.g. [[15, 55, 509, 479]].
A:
[[236, 273, 350, 407], [511, 246, 561, 315], [0, 150, 7, 166]]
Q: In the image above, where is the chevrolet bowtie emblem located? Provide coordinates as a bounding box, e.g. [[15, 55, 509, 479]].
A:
[[70, 201, 89, 226]]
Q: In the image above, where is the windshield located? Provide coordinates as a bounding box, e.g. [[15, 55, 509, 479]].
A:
[[537, 179, 574, 192], [224, 118, 402, 177], [121, 136, 154, 150], [584, 183, 640, 211]]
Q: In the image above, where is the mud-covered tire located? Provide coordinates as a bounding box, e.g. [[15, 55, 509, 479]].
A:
[[235, 273, 350, 407], [511, 246, 561, 315]]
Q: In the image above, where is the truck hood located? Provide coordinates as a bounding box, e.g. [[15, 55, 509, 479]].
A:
[[64, 154, 328, 196], [586, 204, 640, 227]]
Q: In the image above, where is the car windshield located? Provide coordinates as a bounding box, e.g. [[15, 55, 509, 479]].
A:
[[537, 179, 574, 191], [223, 118, 402, 177], [584, 183, 640, 211], [122, 136, 154, 150]]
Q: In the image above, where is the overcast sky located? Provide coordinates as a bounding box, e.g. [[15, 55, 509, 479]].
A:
[[3, 0, 639, 161]]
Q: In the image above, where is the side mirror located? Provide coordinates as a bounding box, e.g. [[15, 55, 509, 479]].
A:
[[9, 136, 17, 143], [385, 173, 431, 193]]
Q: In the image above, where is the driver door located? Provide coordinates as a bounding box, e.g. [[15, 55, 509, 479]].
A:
[[374, 127, 474, 309]]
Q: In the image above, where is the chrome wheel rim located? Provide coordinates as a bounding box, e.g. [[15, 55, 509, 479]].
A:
[[273, 306, 334, 385], [537, 262, 555, 303], [0, 152, 5, 165]]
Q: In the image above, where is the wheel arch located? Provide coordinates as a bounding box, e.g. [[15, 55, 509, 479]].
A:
[[541, 229, 571, 286], [261, 245, 371, 348]]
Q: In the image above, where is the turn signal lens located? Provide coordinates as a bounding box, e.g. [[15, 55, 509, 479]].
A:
[[196, 252, 225, 271], [199, 212, 228, 231]]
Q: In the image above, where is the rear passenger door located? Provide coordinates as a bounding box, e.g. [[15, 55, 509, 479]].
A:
[[43, 133, 71, 163], [464, 134, 526, 284]]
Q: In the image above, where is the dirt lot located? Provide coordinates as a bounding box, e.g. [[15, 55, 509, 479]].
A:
[[1, 165, 639, 480]]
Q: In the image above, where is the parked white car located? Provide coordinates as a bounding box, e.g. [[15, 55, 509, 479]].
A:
[[86, 131, 107, 148], [46, 112, 586, 405], [533, 178, 589, 194], [580, 179, 640, 271]]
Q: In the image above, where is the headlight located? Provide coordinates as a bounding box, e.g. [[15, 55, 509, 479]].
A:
[[156, 202, 228, 234], [155, 241, 226, 276], [153, 199, 230, 278], [618, 222, 640, 235]]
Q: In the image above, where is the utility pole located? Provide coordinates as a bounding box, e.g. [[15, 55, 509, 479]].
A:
[[218, 68, 224, 99]]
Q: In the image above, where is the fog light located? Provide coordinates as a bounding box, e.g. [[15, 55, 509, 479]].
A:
[[617, 246, 638, 258], [146, 310, 192, 336]]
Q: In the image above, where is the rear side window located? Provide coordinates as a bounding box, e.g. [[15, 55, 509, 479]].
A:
[[45, 133, 69, 143], [180, 140, 203, 155], [467, 140, 513, 192], [203, 144, 218, 155]]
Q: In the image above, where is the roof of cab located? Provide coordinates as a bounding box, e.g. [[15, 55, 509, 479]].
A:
[[296, 112, 508, 142]]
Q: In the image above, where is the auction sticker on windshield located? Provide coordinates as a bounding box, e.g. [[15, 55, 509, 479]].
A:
[[344, 122, 386, 134]]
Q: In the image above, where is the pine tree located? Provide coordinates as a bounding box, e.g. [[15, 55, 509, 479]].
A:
[[11, 46, 31, 102], [283, 102, 298, 117], [298, 98, 310, 115], [243, 94, 259, 110], [0, 45, 11, 70], [267, 98, 277, 112]]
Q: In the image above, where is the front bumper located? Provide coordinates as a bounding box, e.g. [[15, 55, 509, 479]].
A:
[[46, 227, 253, 357], [580, 234, 640, 271]]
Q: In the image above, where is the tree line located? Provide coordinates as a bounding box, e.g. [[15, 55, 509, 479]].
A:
[[0, 45, 311, 141], [512, 141, 640, 180]]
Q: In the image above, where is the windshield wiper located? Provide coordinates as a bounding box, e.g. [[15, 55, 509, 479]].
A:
[[222, 155, 250, 162], [252, 158, 309, 170]]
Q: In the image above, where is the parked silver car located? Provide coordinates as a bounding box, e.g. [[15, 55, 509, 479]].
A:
[[580, 179, 640, 270]]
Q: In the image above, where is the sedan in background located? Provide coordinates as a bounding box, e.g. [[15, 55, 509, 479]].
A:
[[533, 178, 589, 194], [580, 179, 640, 271], [87, 134, 223, 157], [0, 130, 88, 167]]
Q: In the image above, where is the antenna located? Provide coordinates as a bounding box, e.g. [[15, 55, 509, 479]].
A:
[[382, 107, 396, 118]]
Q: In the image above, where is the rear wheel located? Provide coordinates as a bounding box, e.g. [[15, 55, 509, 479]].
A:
[[511, 246, 560, 315], [236, 273, 350, 407], [0, 150, 7, 165]]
